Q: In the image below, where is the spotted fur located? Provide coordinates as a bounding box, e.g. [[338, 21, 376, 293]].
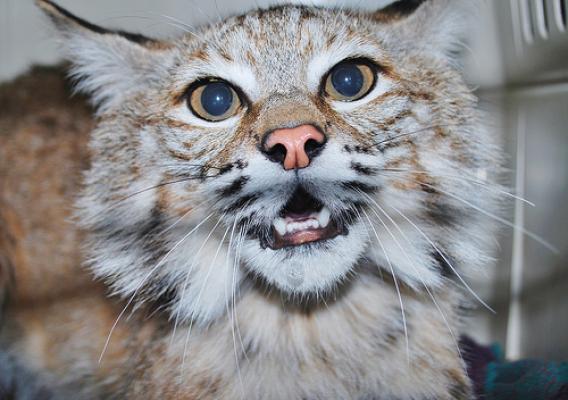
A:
[[0, 0, 502, 398]]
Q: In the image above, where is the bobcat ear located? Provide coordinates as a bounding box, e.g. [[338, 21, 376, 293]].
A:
[[36, 0, 171, 112], [374, 0, 474, 61], [374, 0, 427, 20]]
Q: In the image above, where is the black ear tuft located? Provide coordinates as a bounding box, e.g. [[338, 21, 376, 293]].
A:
[[375, 0, 428, 21], [36, 0, 171, 112], [372, 0, 473, 61], [36, 0, 156, 46]]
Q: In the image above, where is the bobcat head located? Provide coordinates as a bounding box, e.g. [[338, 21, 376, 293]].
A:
[[38, 0, 499, 326]]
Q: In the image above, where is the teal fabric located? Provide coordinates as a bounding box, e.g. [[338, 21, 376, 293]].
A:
[[483, 346, 568, 400]]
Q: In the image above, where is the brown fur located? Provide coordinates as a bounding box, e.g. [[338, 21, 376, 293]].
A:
[[0, 66, 94, 304]]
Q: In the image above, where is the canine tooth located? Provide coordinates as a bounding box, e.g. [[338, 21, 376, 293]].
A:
[[318, 207, 331, 228], [309, 219, 319, 229], [273, 218, 287, 236]]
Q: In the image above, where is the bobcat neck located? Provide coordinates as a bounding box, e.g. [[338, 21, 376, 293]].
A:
[[6, 272, 470, 399]]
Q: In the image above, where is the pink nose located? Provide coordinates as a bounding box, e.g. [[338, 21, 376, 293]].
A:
[[263, 124, 326, 170]]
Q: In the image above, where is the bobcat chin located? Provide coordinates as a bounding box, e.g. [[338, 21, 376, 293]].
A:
[[0, 0, 501, 398]]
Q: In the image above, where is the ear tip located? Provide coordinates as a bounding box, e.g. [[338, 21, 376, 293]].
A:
[[36, 0, 60, 15], [36, 0, 71, 27], [36, 0, 98, 34]]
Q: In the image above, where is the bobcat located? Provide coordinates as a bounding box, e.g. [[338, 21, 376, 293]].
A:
[[0, 0, 502, 398]]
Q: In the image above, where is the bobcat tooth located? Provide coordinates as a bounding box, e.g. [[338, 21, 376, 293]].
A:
[[318, 207, 331, 228], [287, 222, 300, 234], [273, 218, 287, 236]]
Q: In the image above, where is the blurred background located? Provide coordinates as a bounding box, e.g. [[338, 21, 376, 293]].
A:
[[1, 0, 567, 361]]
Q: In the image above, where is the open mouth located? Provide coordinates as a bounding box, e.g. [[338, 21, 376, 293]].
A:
[[269, 187, 343, 250]]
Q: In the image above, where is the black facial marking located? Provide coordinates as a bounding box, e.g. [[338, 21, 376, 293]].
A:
[[342, 181, 378, 194], [256, 227, 274, 250], [375, 137, 405, 153], [241, 212, 273, 249], [334, 204, 362, 233], [426, 203, 459, 226], [216, 164, 234, 176], [138, 209, 169, 267], [432, 251, 455, 278], [237, 212, 255, 227], [420, 183, 437, 195], [217, 176, 249, 197], [238, 213, 268, 245], [223, 193, 259, 213], [148, 280, 178, 310], [448, 382, 471, 400], [234, 160, 248, 169], [353, 145, 375, 155], [351, 162, 378, 176]]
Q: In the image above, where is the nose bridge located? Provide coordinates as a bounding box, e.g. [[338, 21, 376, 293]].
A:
[[256, 93, 325, 134]]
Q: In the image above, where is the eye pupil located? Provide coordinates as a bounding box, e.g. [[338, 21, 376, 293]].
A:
[[331, 64, 364, 97], [200, 82, 233, 117]]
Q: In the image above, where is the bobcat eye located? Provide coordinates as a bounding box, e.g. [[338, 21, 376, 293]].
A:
[[188, 80, 241, 122], [324, 61, 376, 102]]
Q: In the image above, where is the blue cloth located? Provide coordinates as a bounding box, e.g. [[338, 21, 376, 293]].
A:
[[461, 336, 568, 400]]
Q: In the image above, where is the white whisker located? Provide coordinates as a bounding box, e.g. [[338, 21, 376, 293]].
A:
[[359, 191, 463, 361], [388, 203, 495, 313], [361, 208, 410, 364], [376, 124, 460, 146], [159, 199, 210, 236], [156, 13, 206, 42], [415, 181, 557, 253], [380, 168, 535, 207], [233, 223, 250, 362], [224, 216, 246, 399], [171, 215, 225, 346], [98, 211, 214, 364], [181, 225, 231, 372]]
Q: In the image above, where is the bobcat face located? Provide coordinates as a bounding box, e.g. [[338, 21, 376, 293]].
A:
[[170, 15, 402, 294], [40, 0, 499, 324]]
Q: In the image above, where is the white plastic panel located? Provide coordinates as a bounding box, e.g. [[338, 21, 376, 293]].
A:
[[497, 0, 568, 84], [502, 84, 568, 360]]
